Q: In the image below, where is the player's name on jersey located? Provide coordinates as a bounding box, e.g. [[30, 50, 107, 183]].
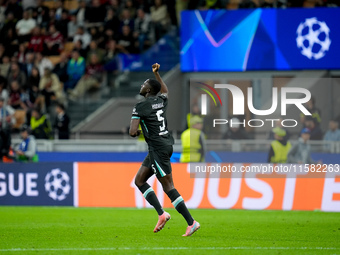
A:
[[152, 103, 164, 109]]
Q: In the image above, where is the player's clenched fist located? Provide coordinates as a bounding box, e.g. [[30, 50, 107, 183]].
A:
[[152, 63, 160, 73]]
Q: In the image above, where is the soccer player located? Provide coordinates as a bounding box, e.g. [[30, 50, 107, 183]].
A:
[[129, 63, 200, 236]]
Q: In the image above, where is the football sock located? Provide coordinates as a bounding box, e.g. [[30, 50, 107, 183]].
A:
[[138, 183, 164, 216], [166, 189, 194, 225]]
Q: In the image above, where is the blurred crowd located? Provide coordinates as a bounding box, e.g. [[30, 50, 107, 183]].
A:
[[0, 0, 176, 125], [0, 0, 177, 161], [183, 0, 339, 10]]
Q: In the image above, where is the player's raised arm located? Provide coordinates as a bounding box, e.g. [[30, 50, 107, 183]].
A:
[[152, 63, 168, 95], [129, 118, 141, 137]]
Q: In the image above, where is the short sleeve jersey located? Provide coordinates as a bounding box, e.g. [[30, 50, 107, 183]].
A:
[[132, 94, 174, 150]]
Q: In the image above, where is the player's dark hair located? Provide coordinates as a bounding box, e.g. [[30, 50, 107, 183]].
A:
[[147, 79, 161, 95]]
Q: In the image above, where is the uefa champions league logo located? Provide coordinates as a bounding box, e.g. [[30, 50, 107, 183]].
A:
[[296, 17, 331, 60], [45, 169, 71, 201]]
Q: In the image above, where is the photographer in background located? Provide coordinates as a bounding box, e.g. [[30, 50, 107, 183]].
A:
[[15, 124, 38, 162]]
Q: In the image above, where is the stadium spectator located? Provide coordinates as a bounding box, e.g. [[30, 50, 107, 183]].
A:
[[8, 80, 23, 109], [117, 25, 137, 54], [124, 0, 137, 19], [20, 84, 33, 111], [239, 0, 257, 8], [1, 12, 17, 34], [268, 118, 290, 141], [0, 56, 10, 77], [104, 40, 119, 87], [48, 8, 58, 26], [53, 51, 69, 84], [86, 0, 106, 24], [166, 0, 177, 26], [104, 39, 119, 67], [86, 41, 104, 65], [23, 52, 35, 77], [186, 104, 203, 129], [119, 9, 134, 33], [40, 80, 56, 114], [222, 118, 249, 140], [287, 128, 321, 164], [300, 96, 321, 127], [180, 115, 206, 162], [150, 0, 169, 42], [67, 14, 78, 40], [267, 127, 291, 163], [134, 8, 151, 53], [54, 102, 70, 139], [73, 39, 87, 58], [1, 26, 18, 57], [30, 107, 53, 139], [35, 52, 53, 76], [104, 8, 120, 34], [15, 10, 36, 43], [34, 0, 50, 28], [22, 0, 38, 11], [324, 119, 340, 141], [103, 28, 119, 45], [104, 40, 118, 62], [16, 43, 27, 64], [44, 24, 64, 55], [109, 0, 122, 16], [75, 0, 87, 26], [0, 76, 8, 101], [0, 96, 14, 161], [0, 0, 6, 29], [15, 124, 38, 162], [56, 10, 69, 39], [39, 67, 65, 106], [7, 62, 26, 87], [28, 26, 45, 53], [88, 27, 104, 49], [69, 53, 104, 100], [26, 66, 41, 108], [0, 43, 6, 62], [54, 0, 64, 21], [304, 116, 322, 140], [27, 66, 40, 89], [65, 50, 86, 90], [73, 26, 91, 49], [5, 0, 23, 20]]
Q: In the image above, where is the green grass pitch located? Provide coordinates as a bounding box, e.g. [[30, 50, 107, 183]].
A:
[[0, 207, 339, 255]]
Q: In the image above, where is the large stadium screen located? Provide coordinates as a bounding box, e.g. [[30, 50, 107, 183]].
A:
[[180, 8, 340, 72]]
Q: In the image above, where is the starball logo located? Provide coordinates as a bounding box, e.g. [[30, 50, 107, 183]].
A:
[[198, 83, 312, 128]]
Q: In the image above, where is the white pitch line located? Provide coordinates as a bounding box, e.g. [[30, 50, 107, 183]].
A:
[[0, 247, 339, 252]]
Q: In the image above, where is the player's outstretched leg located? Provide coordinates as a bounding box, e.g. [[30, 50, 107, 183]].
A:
[[159, 173, 200, 236], [135, 165, 170, 233]]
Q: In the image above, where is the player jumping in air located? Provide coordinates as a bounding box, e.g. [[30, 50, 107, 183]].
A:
[[129, 63, 200, 236]]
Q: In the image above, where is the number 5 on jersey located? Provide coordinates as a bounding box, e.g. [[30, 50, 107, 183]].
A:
[[156, 110, 166, 135]]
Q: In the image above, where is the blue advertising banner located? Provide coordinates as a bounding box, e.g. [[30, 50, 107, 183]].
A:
[[181, 8, 340, 71], [0, 163, 74, 206]]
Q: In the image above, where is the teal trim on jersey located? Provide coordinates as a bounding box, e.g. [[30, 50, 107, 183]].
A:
[[141, 120, 148, 132], [131, 116, 140, 119], [172, 196, 184, 208], [155, 160, 166, 177], [143, 187, 153, 198]]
